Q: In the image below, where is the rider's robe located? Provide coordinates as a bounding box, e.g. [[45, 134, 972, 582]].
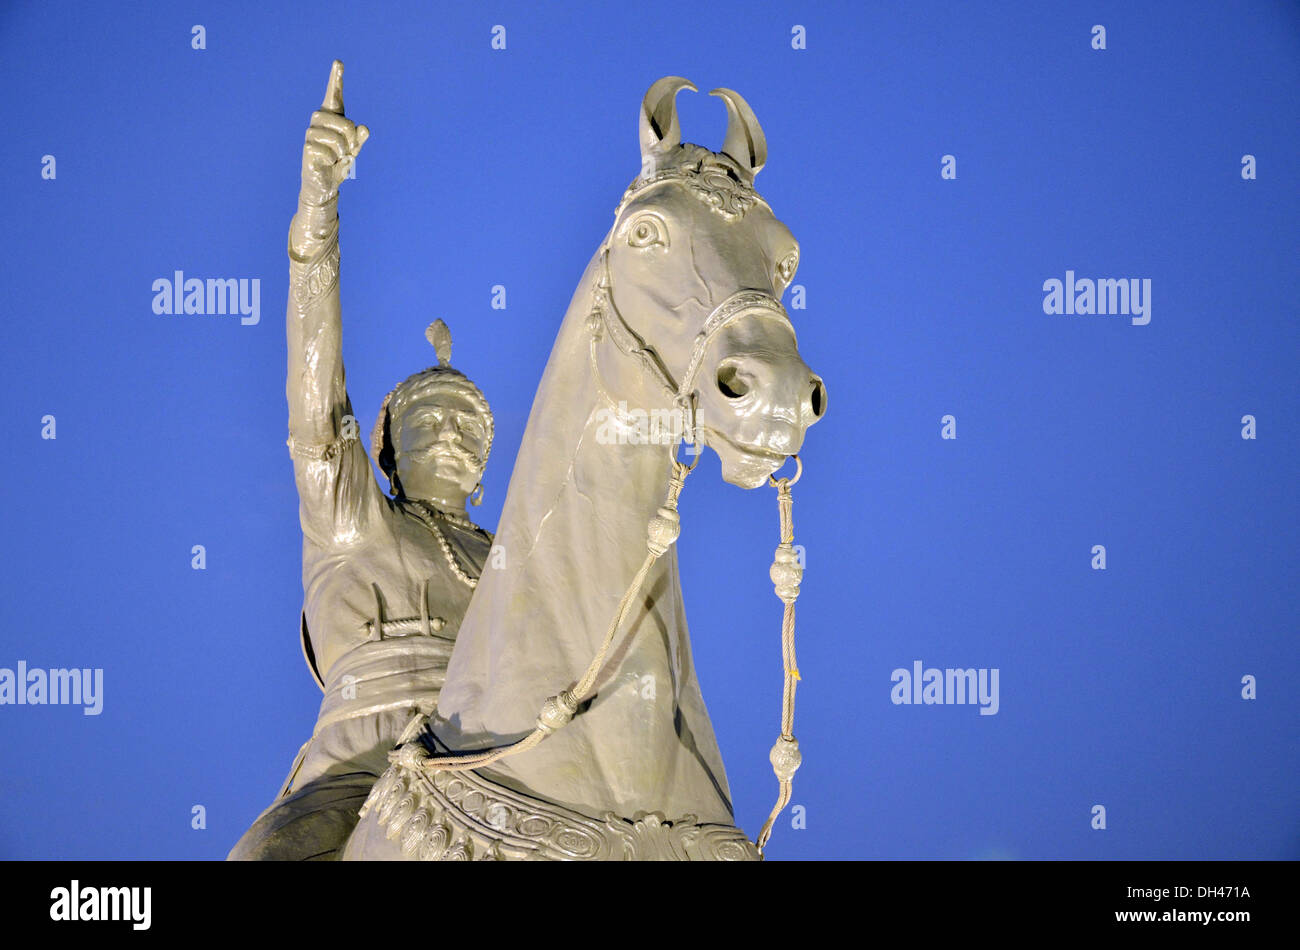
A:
[[228, 408, 491, 860]]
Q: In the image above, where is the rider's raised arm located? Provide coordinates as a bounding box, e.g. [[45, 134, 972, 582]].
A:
[[284, 61, 383, 549]]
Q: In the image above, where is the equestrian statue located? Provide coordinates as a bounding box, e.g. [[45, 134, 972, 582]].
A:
[[237, 60, 827, 862]]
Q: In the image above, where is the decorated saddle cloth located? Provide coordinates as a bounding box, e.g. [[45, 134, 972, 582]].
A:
[[342, 724, 762, 862]]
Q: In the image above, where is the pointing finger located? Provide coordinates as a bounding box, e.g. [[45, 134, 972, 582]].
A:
[[321, 59, 345, 114]]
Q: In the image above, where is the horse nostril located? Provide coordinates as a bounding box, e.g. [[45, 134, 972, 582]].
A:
[[809, 377, 827, 419], [716, 361, 751, 399]]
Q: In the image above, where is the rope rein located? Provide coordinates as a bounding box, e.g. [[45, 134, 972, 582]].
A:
[[756, 457, 803, 853]]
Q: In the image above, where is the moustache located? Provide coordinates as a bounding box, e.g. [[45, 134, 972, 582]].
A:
[[410, 444, 476, 465]]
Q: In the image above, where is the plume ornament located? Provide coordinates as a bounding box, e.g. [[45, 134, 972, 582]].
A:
[[426, 319, 453, 367]]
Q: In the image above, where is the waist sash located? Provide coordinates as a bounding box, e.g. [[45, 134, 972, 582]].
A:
[[312, 635, 455, 737]]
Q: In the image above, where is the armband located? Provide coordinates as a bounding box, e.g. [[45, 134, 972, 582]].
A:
[[286, 426, 359, 462]]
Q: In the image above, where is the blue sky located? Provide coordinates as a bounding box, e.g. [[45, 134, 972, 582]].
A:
[[0, 0, 1296, 859]]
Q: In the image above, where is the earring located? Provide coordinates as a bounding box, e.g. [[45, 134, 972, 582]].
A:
[[470, 483, 485, 506]]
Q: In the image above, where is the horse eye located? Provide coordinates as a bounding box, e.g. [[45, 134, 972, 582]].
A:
[[628, 215, 667, 249], [776, 250, 799, 287]]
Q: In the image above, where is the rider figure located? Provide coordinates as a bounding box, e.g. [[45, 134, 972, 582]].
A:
[[229, 61, 494, 861]]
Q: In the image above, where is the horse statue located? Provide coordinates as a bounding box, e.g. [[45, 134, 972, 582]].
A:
[[342, 76, 827, 861]]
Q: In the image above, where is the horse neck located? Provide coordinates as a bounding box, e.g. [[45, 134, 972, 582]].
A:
[[434, 243, 738, 826], [436, 246, 681, 740]]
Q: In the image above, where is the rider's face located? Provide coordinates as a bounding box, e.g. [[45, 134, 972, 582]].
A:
[[393, 392, 487, 502]]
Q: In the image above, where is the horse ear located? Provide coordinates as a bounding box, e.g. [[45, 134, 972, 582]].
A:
[[640, 76, 697, 178], [710, 87, 767, 179]]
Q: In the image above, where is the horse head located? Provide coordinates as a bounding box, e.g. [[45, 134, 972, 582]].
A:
[[591, 76, 827, 488]]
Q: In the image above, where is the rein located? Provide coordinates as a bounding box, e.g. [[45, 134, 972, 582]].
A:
[[395, 208, 808, 858]]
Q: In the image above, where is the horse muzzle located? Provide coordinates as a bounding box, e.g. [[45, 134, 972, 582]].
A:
[[687, 293, 826, 488]]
